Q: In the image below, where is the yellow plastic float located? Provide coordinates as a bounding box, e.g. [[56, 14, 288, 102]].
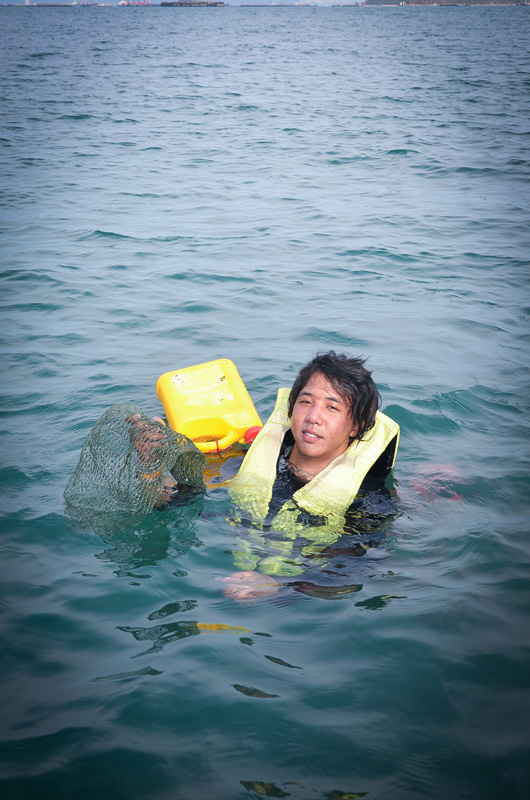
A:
[[156, 359, 263, 454]]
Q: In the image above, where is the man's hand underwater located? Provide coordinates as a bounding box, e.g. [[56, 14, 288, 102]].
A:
[[217, 571, 280, 603]]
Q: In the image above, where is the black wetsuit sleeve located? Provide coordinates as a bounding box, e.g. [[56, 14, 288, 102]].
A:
[[358, 434, 398, 489], [344, 434, 398, 524]]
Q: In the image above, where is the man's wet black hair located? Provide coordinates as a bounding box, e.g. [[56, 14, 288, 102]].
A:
[[288, 351, 381, 443]]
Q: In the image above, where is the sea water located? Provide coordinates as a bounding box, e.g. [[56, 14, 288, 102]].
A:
[[1, 5, 529, 799]]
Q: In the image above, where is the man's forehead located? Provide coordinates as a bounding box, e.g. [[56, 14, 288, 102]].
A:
[[300, 376, 348, 405]]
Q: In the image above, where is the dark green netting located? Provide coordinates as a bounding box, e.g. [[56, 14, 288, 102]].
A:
[[64, 404, 205, 523]]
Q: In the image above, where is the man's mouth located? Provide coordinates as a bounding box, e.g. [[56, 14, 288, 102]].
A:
[[302, 429, 321, 442]]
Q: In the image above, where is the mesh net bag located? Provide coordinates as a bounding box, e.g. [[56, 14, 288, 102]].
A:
[[64, 403, 205, 521]]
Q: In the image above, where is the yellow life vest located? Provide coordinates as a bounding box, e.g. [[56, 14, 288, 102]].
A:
[[229, 388, 400, 550]]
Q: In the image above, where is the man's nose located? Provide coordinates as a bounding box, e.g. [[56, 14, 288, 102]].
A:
[[306, 404, 322, 424]]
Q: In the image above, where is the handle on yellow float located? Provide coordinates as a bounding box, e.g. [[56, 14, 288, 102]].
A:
[[199, 425, 262, 454], [201, 429, 240, 455]]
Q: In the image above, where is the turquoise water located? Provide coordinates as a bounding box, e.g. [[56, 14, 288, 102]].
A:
[[1, 6, 529, 799]]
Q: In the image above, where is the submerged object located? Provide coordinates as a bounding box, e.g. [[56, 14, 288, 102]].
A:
[[156, 359, 262, 454]]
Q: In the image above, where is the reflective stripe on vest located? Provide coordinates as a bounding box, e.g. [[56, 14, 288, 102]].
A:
[[229, 388, 400, 535]]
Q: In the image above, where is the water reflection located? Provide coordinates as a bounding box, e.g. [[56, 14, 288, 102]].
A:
[[233, 684, 279, 699], [202, 447, 245, 489], [92, 666, 163, 683], [354, 594, 407, 611], [240, 781, 368, 799], [119, 620, 251, 658], [91, 499, 204, 576], [147, 599, 198, 620]]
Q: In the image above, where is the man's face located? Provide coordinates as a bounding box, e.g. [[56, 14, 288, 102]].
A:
[[290, 371, 356, 470]]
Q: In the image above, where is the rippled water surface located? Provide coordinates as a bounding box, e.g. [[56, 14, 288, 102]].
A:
[[1, 6, 529, 800]]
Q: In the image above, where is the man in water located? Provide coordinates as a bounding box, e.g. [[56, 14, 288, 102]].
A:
[[222, 351, 400, 600]]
